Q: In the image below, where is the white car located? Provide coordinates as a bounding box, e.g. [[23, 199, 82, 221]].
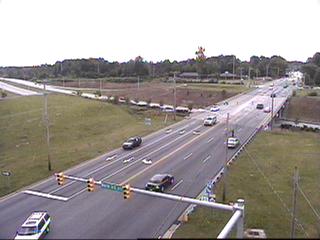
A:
[[210, 105, 220, 112], [142, 158, 152, 165], [15, 211, 51, 240], [123, 157, 134, 164], [263, 107, 271, 113], [204, 116, 217, 126], [227, 137, 240, 148]]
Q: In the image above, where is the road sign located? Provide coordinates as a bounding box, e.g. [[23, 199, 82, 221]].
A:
[[1, 171, 11, 176], [101, 182, 123, 192]]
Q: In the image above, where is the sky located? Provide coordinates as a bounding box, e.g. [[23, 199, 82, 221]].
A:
[[0, 0, 319, 67]]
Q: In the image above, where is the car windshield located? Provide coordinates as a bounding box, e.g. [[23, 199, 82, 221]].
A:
[[17, 226, 37, 236], [150, 175, 165, 183], [127, 138, 135, 142]]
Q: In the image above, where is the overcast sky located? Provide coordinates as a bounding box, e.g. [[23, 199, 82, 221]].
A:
[[0, 0, 319, 67]]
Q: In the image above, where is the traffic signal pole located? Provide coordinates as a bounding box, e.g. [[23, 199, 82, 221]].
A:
[[54, 173, 245, 238]]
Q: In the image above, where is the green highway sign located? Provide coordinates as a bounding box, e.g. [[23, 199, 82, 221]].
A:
[[101, 182, 123, 192]]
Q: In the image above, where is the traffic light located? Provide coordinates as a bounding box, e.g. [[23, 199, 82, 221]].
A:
[[56, 172, 65, 185], [122, 184, 131, 199], [87, 178, 95, 192]]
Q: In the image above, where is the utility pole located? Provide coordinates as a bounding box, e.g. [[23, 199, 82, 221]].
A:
[[291, 166, 299, 238], [173, 72, 177, 121], [222, 113, 230, 202], [43, 81, 52, 171], [271, 93, 275, 130], [233, 56, 235, 81]]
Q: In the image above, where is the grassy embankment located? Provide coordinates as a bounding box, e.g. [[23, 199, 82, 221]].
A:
[[283, 89, 320, 122], [0, 94, 180, 197], [174, 130, 320, 238]]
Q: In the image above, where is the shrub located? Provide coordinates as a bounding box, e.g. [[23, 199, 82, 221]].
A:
[[188, 103, 193, 110], [1, 91, 7, 98], [308, 91, 318, 96]]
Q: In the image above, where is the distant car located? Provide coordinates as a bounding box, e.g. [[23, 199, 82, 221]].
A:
[[210, 105, 220, 112], [227, 137, 240, 148], [122, 136, 142, 150], [15, 211, 51, 240], [263, 107, 271, 113], [204, 115, 217, 126], [145, 174, 174, 192], [256, 103, 264, 110]]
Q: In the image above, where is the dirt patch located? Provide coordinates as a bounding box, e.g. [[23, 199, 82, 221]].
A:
[[53, 80, 240, 108], [283, 96, 320, 122]]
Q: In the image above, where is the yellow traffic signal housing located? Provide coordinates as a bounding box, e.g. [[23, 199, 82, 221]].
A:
[[87, 178, 95, 192], [56, 172, 65, 185], [122, 184, 131, 199]]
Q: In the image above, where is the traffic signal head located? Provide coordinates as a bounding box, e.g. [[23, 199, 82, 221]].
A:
[[87, 178, 95, 192], [122, 184, 131, 199], [56, 172, 65, 185]]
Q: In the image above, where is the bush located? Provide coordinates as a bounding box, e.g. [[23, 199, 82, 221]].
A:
[[220, 81, 226, 84], [221, 89, 227, 96], [1, 91, 7, 98], [308, 91, 318, 96], [188, 103, 193, 111], [292, 90, 296, 96]]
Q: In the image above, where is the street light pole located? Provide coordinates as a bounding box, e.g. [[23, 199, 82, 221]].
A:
[[222, 113, 230, 203]]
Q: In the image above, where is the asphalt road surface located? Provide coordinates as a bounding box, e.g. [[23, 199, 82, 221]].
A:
[[0, 78, 293, 239], [0, 80, 41, 96]]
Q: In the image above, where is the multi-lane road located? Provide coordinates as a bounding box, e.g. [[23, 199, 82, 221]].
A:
[[0, 78, 293, 239]]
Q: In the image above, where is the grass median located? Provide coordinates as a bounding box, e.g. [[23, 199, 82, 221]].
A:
[[173, 130, 320, 238], [0, 94, 181, 197]]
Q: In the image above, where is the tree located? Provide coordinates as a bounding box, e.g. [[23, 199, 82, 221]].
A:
[[195, 46, 206, 75]]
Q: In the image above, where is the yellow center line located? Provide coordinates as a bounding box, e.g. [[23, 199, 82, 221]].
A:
[[120, 121, 224, 185]]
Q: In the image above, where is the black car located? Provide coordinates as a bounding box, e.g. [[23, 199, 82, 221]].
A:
[[256, 103, 264, 109], [122, 136, 142, 150], [145, 174, 174, 192]]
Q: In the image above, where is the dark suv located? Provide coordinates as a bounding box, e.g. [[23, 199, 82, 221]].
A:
[[122, 136, 142, 150], [145, 174, 174, 192], [256, 103, 264, 110]]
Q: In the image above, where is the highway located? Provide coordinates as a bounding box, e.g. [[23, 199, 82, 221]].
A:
[[0, 78, 293, 239], [0, 80, 41, 96]]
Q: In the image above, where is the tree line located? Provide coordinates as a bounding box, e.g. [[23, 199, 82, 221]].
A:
[[0, 52, 319, 85]]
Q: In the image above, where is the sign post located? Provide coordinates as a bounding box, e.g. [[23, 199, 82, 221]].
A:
[[2, 170, 11, 189]]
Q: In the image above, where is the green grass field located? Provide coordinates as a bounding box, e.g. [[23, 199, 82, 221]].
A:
[[0, 94, 180, 197], [174, 130, 320, 238]]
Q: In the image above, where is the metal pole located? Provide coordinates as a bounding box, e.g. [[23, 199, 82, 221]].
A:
[[271, 94, 274, 130], [43, 82, 52, 171], [173, 72, 176, 121], [223, 113, 229, 202], [290, 166, 299, 238], [218, 199, 244, 239], [233, 56, 235, 81], [132, 187, 235, 212]]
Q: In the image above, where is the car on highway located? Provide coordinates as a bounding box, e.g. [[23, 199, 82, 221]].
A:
[[256, 103, 264, 110], [15, 211, 51, 240], [145, 174, 174, 192], [122, 136, 142, 150], [263, 107, 271, 113], [227, 137, 240, 148], [210, 105, 220, 112], [203, 115, 217, 126]]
